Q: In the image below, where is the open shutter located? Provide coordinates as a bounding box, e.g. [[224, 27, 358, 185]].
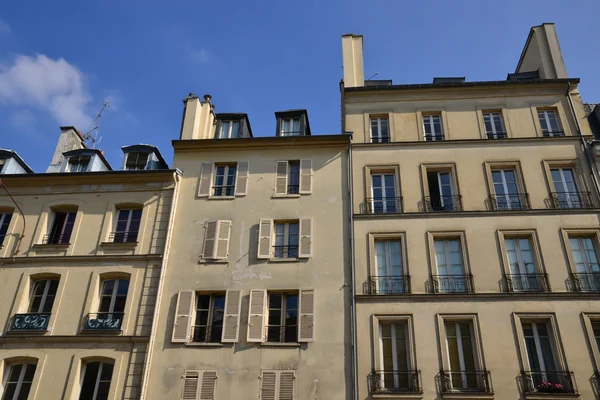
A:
[[172, 290, 194, 343], [235, 161, 249, 196], [198, 162, 214, 197], [215, 220, 231, 260], [202, 221, 218, 259], [257, 219, 273, 259], [221, 290, 241, 342], [275, 161, 288, 195], [182, 370, 200, 400], [260, 371, 277, 400], [279, 371, 295, 400], [199, 371, 218, 400], [298, 289, 315, 342], [299, 159, 313, 194], [247, 289, 267, 342], [298, 218, 313, 258]]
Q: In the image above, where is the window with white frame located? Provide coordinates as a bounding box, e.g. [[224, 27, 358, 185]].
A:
[[483, 111, 506, 139], [426, 170, 458, 211], [491, 169, 523, 210], [213, 164, 237, 196], [444, 320, 479, 390], [124, 152, 148, 170], [377, 321, 413, 391], [0, 211, 13, 246], [46, 210, 76, 244], [423, 114, 444, 141], [113, 209, 142, 243], [1, 363, 36, 400], [522, 321, 560, 385], [592, 321, 600, 352], [433, 238, 468, 293], [28, 279, 59, 313], [217, 120, 240, 139], [274, 221, 299, 258], [569, 236, 600, 291], [287, 161, 300, 194], [280, 117, 301, 136], [374, 239, 405, 294], [538, 109, 563, 136], [505, 237, 543, 291], [370, 172, 398, 213], [79, 361, 114, 400], [550, 167, 585, 208], [370, 117, 390, 143], [98, 279, 129, 318], [68, 156, 90, 172], [192, 293, 225, 343], [266, 292, 298, 343], [274, 160, 312, 196]]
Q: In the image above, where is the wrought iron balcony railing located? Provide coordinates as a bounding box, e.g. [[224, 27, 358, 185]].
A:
[[542, 130, 565, 137], [520, 370, 577, 395], [364, 197, 403, 214], [41, 233, 71, 245], [441, 370, 493, 393], [425, 134, 445, 141], [370, 370, 422, 394], [287, 184, 300, 194], [486, 132, 507, 139], [272, 245, 298, 258], [506, 273, 550, 292], [572, 272, 600, 292], [83, 312, 123, 331], [367, 276, 411, 295], [266, 325, 298, 343], [432, 274, 474, 294], [191, 325, 222, 343], [549, 191, 593, 209], [109, 231, 139, 243], [489, 193, 530, 210], [371, 135, 391, 143], [424, 195, 462, 212], [9, 313, 51, 332], [212, 185, 235, 197]]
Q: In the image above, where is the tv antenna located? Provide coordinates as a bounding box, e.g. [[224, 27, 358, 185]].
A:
[[82, 100, 110, 148], [366, 72, 379, 81]]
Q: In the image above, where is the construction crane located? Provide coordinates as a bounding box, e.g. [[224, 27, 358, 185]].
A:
[[81, 100, 110, 148]]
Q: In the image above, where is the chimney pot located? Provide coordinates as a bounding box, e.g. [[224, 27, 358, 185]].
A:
[[203, 94, 212, 102]]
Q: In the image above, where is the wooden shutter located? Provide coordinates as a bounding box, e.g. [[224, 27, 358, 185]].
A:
[[260, 371, 277, 400], [182, 370, 200, 400], [247, 289, 267, 342], [257, 219, 273, 259], [198, 162, 214, 197], [202, 221, 218, 259], [275, 161, 288, 195], [278, 371, 295, 400], [299, 159, 313, 194], [172, 291, 194, 343], [199, 370, 218, 400], [298, 289, 315, 342], [215, 220, 231, 260], [298, 218, 313, 258], [235, 161, 249, 196], [221, 290, 241, 342]]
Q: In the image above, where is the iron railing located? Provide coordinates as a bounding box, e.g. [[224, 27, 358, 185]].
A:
[[432, 274, 474, 293], [506, 273, 550, 292], [287, 184, 300, 195], [370, 370, 422, 393], [425, 134, 445, 141], [572, 273, 600, 292], [424, 195, 462, 212], [371, 136, 391, 143], [109, 231, 139, 243], [549, 191, 593, 209], [367, 276, 411, 295], [191, 325, 222, 343], [520, 371, 577, 395], [266, 325, 297, 343], [489, 194, 530, 210], [542, 130, 565, 137], [10, 313, 51, 331], [441, 370, 493, 393], [82, 312, 123, 331], [212, 185, 235, 197], [42, 233, 71, 245], [272, 245, 298, 258], [486, 132, 507, 139], [364, 197, 403, 214]]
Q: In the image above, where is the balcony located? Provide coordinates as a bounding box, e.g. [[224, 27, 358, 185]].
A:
[[370, 370, 422, 394], [572, 273, 600, 292], [41, 233, 71, 245], [108, 231, 139, 243], [486, 132, 507, 139], [489, 194, 530, 210], [506, 273, 550, 292], [432, 274, 474, 294], [549, 192, 593, 209], [424, 195, 462, 212], [9, 313, 50, 332], [191, 325, 222, 343], [367, 276, 411, 295], [82, 312, 123, 331], [441, 370, 493, 394], [363, 197, 403, 214], [371, 135, 390, 144], [266, 325, 297, 343], [520, 371, 577, 396], [425, 134, 445, 141]]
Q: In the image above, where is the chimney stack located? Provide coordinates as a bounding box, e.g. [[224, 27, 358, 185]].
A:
[[46, 126, 86, 172], [180, 93, 216, 140], [342, 34, 365, 88], [516, 23, 567, 79]]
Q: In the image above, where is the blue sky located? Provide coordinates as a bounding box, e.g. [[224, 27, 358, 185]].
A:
[[1, 0, 599, 172]]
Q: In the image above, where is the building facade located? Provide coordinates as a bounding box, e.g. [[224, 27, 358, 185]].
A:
[[342, 24, 600, 400]]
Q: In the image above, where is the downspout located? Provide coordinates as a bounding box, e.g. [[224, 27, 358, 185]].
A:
[[0, 179, 26, 257], [348, 139, 358, 400], [139, 169, 182, 400]]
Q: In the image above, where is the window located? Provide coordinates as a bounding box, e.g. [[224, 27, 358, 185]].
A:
[[29, 279, 59, 313], [522, 321, 559, 384], [426, 170, 459, 211], [491, 169, 527, 210], [79, 361, 113, 400], [549, 167, 589, 208], [281, 117, 300, 136], [68, 156, 90, 172], [287, 161, 300, 194], [0, 212, 12, 246], [592, 321, 600, 353], [113, 209, 141, 243], [257, 219, 312, 260], [373, 239, 407, 294], [538, 109, 563, 136], [217, 120, 240, 139], [213, 164, 237, 196], [197, 161, 249, 198], [370, 173, 399, 213], [46, 211, 76, 244], [444, 321, 479, 390], [181, 371, 217, 400], [377, 322, 415, 391], [1, 363, 36, 400], [370, 117, 390, 143], [275, 160, 312, 196], [201, 220, 232, 261], [86, 278, 128, 330], [192, 293, 225, 343], [569, 236, 600, 291], [423, 114, 443, 141], [267, 293, 298, 343], [433, 238, 471, 293], [505, 237, 547, 292], [274, 222, 299, 258], [260, 371, 295, 400], [483, 111, 506, 139], [124, 152, 148, 170]]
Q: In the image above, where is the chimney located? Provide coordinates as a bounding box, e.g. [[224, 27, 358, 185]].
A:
[[46, 126, 86, 172], [342, 34, 365, 88], [180, 93, 216, 140], [515, 23, 567, 79]]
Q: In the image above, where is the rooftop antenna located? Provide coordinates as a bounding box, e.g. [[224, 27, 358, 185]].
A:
[[82, 100, 110, 148], [366, 72, 379, 81]]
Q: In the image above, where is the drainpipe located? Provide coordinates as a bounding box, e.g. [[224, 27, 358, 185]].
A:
[[347, 134, 358, 400], [139, 169, 182, 400]]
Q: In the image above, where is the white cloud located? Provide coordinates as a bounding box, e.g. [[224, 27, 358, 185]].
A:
[[9, 109, 36, 129], [0, 18, 11, 35], [187, 47, 213, 65], [0, 54, 92, 128]]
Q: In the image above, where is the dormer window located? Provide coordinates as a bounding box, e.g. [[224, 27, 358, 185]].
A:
[[125, 152, 149, 171], [68, 156, 90, 172], [218, 121, 240, 139], [281, 117, 301, 136], [275, 110, 311, 137]]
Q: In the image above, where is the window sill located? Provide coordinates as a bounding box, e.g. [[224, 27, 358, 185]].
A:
[[207, 196, 236, 200], [524, 394, 579, 400], [272, 194, 302, 198], [372, 393, 423, 400], [32, 243, 70, 250], [185, 342, 224, 347], [441, 392, 494, 400], [6, 329, 50, 335], [100, 241, 138, 248], [260, 342, 301, 348], [269, 258, 300, 263], [198, 259, 229, 264]]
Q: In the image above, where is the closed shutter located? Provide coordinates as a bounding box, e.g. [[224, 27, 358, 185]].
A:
[[275, 161, 288, 195], [182, 370, 200, 400], [198, 162, 214, 197], [299, 159, 313, 194], [298, 289, 315, 342], [199, 370, 218, 400], [298, 218, 313, 258], [257, 219, 273, 259], [172, 290, 194, 343], [260, 371, 277, 400], [202, 221, 218, 259], [215, 220, 232, 260], [221, 290, 241, 342], [235, 161, 249, 196], [247, 289, 267, 342], [279, 371, 295, 400]]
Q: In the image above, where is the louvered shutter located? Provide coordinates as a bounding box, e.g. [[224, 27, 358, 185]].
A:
[[298, 289, 315, 342], [275, 161, 288, 195], [199, 370, 217, 400], [260, 371, 277, 400], [247, 289, 267, 342], [221, 290, 241, 342], [278, 371, 295, 400], [202, 221, 218, 259], [215, 220, 231, 260], [172, 291, 194, 343], [298, 218, 313, 258], [257, 219, 273, 259], [299, 159, 313, 194], [182, 370, 200, 400], [198, 162, 214, 197], [235, 161, 249, 196]]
